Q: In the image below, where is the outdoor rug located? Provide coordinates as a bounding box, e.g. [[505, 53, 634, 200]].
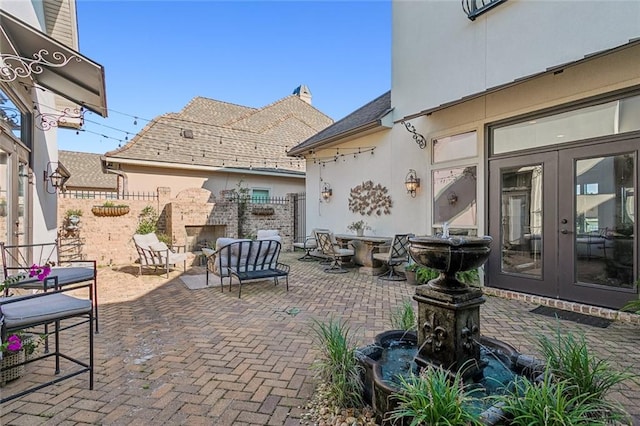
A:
[[179, 274, 209, 290], [530, 306, 613, 328]]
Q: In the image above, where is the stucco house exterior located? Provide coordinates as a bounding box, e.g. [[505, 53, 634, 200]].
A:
[[101, 86, 332, 202], [289, 0, 640, 310], [0, 0, 107, 246], [59, 150, 117, 193]]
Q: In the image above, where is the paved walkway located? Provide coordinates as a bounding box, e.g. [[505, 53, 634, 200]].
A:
[[2, 252, 639, 425]]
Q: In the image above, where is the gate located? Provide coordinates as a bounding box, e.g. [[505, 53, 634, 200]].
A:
[[293, 192, 306, 243]]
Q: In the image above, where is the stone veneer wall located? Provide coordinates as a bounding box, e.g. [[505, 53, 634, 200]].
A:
[[57, 188, 296, 266]]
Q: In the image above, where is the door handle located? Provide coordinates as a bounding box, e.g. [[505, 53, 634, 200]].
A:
[[560, 229, 572, 234]]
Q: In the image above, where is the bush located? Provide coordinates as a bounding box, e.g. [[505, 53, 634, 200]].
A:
[[415, 266, 479, 285], [537, 328, 634, 422], [390, 300, 416, 331], [136, 206, 159, 235], [310, 318, 363, 409], [498, 370, 608, 425], [386, 366, 482, 426]]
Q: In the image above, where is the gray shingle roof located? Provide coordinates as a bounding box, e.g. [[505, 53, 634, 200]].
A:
[[104, 94, 333, 172], [59, 150, 118, 190], [287, 91, 391, 156]]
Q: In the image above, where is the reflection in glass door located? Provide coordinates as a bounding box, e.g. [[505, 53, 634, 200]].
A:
[[500, 165, 543, 277], [488, 152, 558, 298], [559, 144, 637, 308]]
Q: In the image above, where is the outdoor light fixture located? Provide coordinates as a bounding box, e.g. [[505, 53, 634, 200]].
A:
[[44, 162, 70, 194], [447, 191, 458, 205], [321, 182, 333, 201], [405, 169, 420, 197]]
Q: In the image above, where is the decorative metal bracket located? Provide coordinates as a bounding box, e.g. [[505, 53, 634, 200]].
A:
[[401, 120, 427, 149], [462, 0, 507, 21], [1, 49, 80, 82], [35, 107, 84, 131]]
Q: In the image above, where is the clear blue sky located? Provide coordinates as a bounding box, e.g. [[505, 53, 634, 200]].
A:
[[58, 0, 391, 154]]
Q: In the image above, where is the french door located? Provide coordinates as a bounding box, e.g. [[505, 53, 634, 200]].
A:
[[0, 131, 30, 246], [488, 139, 638, 309]]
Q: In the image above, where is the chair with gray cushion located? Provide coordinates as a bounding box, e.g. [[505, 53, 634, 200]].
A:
[[372, 233, 414, 281], [292, 228, 330, 261], [0, 283, 94, 403], [133, 233, 187, 278], [1, 241, 99, 332], [315, 230, 354, 274]]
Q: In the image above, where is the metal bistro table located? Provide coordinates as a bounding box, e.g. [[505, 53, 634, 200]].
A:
[[334, 234, 392, 275]]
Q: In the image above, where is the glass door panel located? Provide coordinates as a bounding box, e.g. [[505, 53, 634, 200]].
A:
[[559, 141, 637, 308], [488, 152, 557, 297], [500, 165, 543, 277]]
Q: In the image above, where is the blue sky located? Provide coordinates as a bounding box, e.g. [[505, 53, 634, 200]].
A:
[[59, 0, 391, 153]]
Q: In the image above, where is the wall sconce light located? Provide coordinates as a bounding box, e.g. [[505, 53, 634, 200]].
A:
[[404, 169, 420, 198], [44, 162, 70, 194], [321, 182, 333, 201], [447, 191, 458, 205]]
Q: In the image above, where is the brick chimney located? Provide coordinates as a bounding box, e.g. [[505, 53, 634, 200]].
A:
[[293, 85, 312, 105]]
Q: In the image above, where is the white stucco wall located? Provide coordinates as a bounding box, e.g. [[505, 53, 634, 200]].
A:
[[392, 0, 640, 120], [1, 1, 61, 243], [118, 164, 304, 198]]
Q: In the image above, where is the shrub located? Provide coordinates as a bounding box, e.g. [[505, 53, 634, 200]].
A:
[[498, 370, 608, 425], [136, 206, 159, 235], [537, 328, 634, 422], [386, 366, 482, 426], [310, 318, 363, 409], [415, 266, 480, 285], [390, 300, 417, 331]]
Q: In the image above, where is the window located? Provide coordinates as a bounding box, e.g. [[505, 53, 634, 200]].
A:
[[432, 166, 477, 227], [432, 131, 477, 163], [251, 189, 270, 204]]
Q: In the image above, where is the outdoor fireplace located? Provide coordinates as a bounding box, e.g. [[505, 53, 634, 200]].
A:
[[184, 225, 226, 251]]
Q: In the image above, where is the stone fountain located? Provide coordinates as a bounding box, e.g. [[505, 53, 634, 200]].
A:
[[357, 227, 542, 424], [409, 233, 492, 379]]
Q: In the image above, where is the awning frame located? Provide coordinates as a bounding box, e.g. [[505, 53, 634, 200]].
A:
[[0, 10, 107, 117]]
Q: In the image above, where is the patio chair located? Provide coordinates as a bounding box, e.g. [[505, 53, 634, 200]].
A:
[[372, 233, 414, 281], [292, 228, 330, 261], [132, 234, 187, 278], [315, 230, 354, 274], [0, 241, 100, 332]]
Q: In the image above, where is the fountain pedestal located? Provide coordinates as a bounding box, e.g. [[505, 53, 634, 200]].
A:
[[413, 285, 485, 378], [408, 235, 492, 379]]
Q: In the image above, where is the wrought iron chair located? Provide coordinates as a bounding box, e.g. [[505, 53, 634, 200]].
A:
[[372, 233, 414, 281], [315, 231, 354, 274], [292, 228, 332, 261]]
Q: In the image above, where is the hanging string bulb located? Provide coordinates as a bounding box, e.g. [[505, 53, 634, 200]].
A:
[[133, 117, 138, 126]]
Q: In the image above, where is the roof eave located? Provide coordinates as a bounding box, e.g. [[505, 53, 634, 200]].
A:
[[288, 111, 393, 157]]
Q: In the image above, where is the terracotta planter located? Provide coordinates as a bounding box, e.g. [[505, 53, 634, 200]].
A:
[[91, 205, 130, 217]]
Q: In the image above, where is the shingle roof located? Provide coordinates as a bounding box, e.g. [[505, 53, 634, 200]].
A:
[[59, 150, 117, 190], [104, 94, 333, 172], [288, 91, 391, 156]]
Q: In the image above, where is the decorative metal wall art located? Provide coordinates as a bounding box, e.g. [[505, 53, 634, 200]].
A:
[[401, 120, 427, 149], [0, 49, 80, 82], [348, 180, 393, 216], [34, 107, 84, 130]]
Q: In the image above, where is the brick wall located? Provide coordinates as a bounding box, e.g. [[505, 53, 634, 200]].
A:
[[57, 188, 296, 266]]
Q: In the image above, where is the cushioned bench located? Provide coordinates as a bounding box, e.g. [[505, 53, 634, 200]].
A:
[[204, 238, 290, 298], [0, 286, 94, 403]]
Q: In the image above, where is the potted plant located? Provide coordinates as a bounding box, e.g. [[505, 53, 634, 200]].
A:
[[347, 220, 371, 237], [65, 209, 83, 226], [404, 262, 419, 285], [92, 201, 130, 217]]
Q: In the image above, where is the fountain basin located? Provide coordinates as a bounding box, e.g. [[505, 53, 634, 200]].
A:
[[409, 236, 492, 292], [357, 330, 544, 425]]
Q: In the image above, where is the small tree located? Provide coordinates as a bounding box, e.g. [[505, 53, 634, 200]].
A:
[[136, 206, 159, 235]]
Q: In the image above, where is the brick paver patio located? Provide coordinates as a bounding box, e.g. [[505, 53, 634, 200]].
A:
[[1, 251, 639, 425]]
